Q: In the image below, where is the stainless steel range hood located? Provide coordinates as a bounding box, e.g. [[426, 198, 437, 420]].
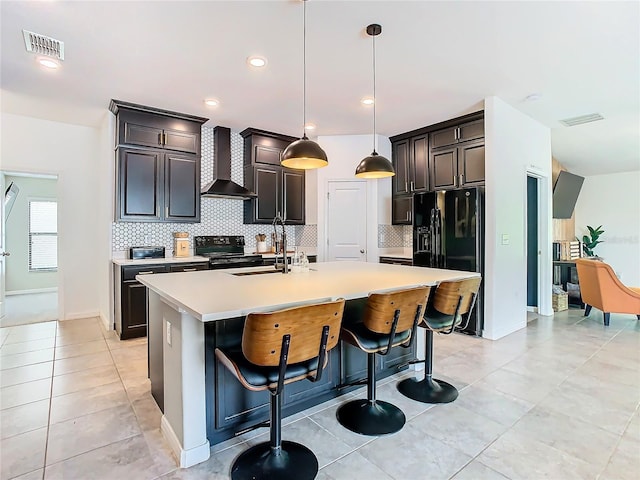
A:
[[201, 126, 256, 199]]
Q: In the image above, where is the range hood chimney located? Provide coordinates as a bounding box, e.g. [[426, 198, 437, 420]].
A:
[[201, 126, 256, 199]]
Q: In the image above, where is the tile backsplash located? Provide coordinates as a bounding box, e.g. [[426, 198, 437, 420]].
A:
[[112, 126, 406, 253]]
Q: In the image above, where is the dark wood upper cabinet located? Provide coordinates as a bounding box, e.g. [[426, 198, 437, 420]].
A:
[[392, 139, 410, 195], [392, 195, 412, 225], [458, 141, 485, 186], [110, 100, 207, 223], [240, 128, 305, 225], [411, 135, 429, 192], [431, 147, 458, 190], [431, 119, 484, 149], [430, 140, 484, 190]]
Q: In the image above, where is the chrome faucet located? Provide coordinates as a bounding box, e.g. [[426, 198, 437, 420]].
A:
[[272, 213, 288, 274]]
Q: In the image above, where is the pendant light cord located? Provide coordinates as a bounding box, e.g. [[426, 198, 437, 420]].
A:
[[372, 30, 377, 153], [303, 0, 307, 135]]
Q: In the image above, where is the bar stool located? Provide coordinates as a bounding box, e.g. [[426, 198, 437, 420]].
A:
[[397, 276, 481, 404], [215, 298, 345, 480], [336, 286, 430, 436]]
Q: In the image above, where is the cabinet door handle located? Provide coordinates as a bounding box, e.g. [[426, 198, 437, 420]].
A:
[[165, 207, 169, 218], [138, 271, 154, 275], [410, 181, 415, 192], [459, 174, 464, 186], [405, 181, 408, 192], [182, 268, 197, 272], [453, 175, 457, 187], [158, 133, 163, 145]]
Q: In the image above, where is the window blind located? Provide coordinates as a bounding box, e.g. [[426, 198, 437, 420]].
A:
[[29, 200, 57, 271]]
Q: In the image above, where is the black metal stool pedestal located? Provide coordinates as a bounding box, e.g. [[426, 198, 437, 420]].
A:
[[336, 353, 405, 435], [336, 286, 430, 436], [397, 329, 458, 404]]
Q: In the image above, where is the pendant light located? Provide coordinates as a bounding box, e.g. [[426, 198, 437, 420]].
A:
[[355, 24, 395, 179], [281, 0, 328, 170]]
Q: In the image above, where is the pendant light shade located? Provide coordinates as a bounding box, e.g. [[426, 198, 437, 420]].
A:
[[355, 23, 394, 179], [281, 0, 328, 170]]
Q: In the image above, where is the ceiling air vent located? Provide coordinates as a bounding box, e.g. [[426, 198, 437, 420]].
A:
[[22, 30, 65, 60], [559, 113, 604, 127]]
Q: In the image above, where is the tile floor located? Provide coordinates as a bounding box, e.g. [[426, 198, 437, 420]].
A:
[[0, 292, 58, 328], [0, 309, 638, 479]]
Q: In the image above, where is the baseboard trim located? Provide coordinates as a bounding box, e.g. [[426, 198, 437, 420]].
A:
[[161, 415, 210, 468], [6, 288, 58, 296], [526, 306, 539, 313], [99, 311, 111, 331], [62, 312, 100, 321]]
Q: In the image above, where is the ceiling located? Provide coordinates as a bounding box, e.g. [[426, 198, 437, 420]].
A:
[[1, 1, 638, 176]]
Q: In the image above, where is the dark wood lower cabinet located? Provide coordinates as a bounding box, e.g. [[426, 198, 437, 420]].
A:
[[203, 297, 416, 445]]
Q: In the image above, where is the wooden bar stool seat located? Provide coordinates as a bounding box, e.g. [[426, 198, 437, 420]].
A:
[[336, 286, 430, 436], [397, 277, 481, 404], [215, 298, 345, 480]]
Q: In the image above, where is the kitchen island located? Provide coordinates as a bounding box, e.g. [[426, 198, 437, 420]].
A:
[[137, 261, 479, 467]]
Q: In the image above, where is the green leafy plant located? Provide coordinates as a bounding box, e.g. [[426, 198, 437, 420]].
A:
[[580, 225, 604, 257]]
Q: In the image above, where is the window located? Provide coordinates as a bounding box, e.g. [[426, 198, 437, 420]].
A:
[[29, 200, 57, 271]]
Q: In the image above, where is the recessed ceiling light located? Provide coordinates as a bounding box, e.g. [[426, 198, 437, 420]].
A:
[[204, 98, 219, 107], [304, 123, 316, 131], [38, 57, 59, 69], [361, 97, 374, 106], [247, 56, 267, 68]]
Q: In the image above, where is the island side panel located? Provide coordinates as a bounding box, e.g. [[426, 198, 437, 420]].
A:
[[148, 290, 164, 411]]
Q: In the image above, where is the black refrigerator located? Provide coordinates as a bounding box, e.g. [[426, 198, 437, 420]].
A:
[[413, 187, 484, 336]]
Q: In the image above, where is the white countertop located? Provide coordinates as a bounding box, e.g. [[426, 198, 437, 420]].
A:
[[136, 261, 479, 322], [112, 256, 210, 266]]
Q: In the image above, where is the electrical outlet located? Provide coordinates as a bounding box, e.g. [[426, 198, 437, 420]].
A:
[[166, 321, 172, 346], [501, 234, 510, 245]]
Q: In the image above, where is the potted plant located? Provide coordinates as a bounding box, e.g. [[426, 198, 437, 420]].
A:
[[580, 225, 604, 257]]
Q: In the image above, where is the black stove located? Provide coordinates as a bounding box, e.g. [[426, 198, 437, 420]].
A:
[[194, 236, 264, 270]]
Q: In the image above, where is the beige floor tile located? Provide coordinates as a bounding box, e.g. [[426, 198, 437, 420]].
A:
[[0, 338, 56, 356], [1, 378, 52, 410], [130, 391, 163, 431], [478, 430, 600, 480], [11, 469, 44, 480], [623, 411, 640, 441], [55, 329, 105, 347], [308, 400, 378, 450], [0, 361, 52, 388], [53, 350, 114, 376], [450, 460, 511, 480], [0, 348, 55, 370], [317, 450, 394, 480], [51, 364, 120, 397], [411, 402, 507, 458], [54, 339, 108, 360], [44, 433, 175, 480], [455, 384, 534, 427], [358, 423, 472, 479], [4, 328, 56, 345], [599, 436, 640, 480], [477, 368, 557, 404], [0, 398, 50, 439], [510, 405, 620, 470], [0, 427, 47, 480], [49, 380, 128, 424], [46, 404, 141, 465], [155, 444, 245, 479]]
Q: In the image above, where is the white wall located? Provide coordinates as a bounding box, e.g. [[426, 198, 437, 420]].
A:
[[1, 113, 107, 321], [4, 175, 58, 292], [315, 134, 392, 262], [484, 97, 553, 340], [574, 171, 640, 286]]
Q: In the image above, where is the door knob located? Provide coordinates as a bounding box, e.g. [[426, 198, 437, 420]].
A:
[[1, 252, 9, 256], [360, 249, 365, 254]]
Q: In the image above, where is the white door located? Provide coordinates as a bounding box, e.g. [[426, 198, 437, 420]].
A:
[[0, 173, 6, 318], [327, 181, 367, 261]]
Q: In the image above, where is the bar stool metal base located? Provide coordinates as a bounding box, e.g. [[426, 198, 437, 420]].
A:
[[230, 440, 318, 480], [337, 399, 406, 436], [397, 376, 458, 404]]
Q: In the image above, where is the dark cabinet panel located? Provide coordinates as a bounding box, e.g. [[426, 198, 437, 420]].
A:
[[119, 149, 162, 221], [110, 100, 206, 223], [168, 263, 208, 273], [392, 195, 412, 225], [283, 169, 305, 225], [431, 119, 484, 149], [379, 256, 413, 266], [392, 139, 410, 195], [119, 264, 169, 340], [431, 147, 458, 190], [411, 135, 429, 192], [459, 141, 485, 186], [241, 128, 304, 225], [165, 153, 200, 221]]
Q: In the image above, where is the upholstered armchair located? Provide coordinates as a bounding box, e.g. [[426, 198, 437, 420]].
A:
[[574, 258, 640, 326]]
